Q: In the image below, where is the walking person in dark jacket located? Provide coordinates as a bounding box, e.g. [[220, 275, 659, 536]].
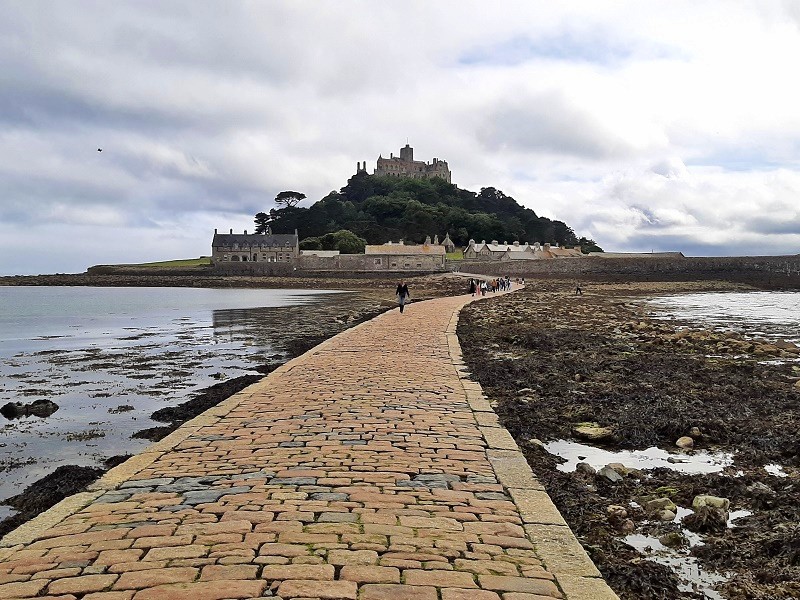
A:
[[396, 280, 410, 313]]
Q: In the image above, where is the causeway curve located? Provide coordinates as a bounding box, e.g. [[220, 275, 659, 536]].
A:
[[0, 290, 617, 600]]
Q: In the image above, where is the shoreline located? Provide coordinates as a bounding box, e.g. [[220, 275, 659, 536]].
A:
[[0, 274, 469, 539], [457, 279, 800, 600]]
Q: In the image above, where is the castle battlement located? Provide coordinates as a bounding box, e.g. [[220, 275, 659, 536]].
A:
[[357, 144, 451, 183]]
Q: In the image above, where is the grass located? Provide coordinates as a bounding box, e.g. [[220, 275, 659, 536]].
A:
[[446, 251, 464, 261], [131, 257, 211, 268]]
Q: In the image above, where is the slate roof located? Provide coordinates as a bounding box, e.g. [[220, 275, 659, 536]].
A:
[[213, 233, 297, 248], [365, 244, 446, 255]]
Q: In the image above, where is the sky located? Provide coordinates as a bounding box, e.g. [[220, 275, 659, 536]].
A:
[[2, 1, 800, 275]]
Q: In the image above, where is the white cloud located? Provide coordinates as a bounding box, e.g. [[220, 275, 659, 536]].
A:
[[1, 0, 800, 274]]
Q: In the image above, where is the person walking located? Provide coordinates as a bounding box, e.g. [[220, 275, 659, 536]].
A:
[[469, 278, 477, 297], [396, 280, 410, 313]]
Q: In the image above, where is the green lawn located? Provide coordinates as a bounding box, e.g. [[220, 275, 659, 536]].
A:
[[132, 257, 211, 268], [446, 251, 464, 261]]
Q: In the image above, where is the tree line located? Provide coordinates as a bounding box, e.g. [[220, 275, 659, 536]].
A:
[[255, 172, 602, 254]]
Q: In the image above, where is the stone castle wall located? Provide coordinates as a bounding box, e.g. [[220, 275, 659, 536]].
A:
[[458, 255, 800, 287]]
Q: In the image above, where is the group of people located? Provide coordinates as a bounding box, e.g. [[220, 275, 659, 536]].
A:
[[468, 276, 514, 296]]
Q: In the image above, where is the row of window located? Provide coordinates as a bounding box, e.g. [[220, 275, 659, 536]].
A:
[[221, 253, 292, 262]]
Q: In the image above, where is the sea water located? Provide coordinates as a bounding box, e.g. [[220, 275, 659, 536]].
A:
[[646, 290, 800, 345], [0, 286, 344, 508]]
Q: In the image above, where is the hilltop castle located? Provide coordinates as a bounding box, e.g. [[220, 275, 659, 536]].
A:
[[356, 144, 451, 183]]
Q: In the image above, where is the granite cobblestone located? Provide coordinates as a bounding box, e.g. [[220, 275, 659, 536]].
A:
[[0, 291, 616, 599]]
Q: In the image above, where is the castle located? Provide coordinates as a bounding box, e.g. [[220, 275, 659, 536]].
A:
[[356, 144, 451, 183]]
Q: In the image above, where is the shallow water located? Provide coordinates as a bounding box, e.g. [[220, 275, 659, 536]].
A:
[[646, 291, 800, 344], [544, 439, 733, 475], [0, 286, 348, 503]]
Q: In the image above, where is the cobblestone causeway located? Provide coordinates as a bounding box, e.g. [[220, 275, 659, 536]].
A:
[[0, 293, 618, 599]]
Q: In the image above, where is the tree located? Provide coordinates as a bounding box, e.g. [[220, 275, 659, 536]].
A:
[[578, 237, 603, 254], [275, 190, 306, 209], [254, 212, 270, 234], [299, 237, 322, 250]]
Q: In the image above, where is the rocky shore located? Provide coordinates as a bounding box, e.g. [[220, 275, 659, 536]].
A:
[[457, 279, 800, 600]]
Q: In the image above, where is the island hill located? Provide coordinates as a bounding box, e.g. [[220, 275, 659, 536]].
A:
[[211, 144, 604, 274]]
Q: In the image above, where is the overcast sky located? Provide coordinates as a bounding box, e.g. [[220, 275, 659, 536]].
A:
[[2, 1, 800, 274]]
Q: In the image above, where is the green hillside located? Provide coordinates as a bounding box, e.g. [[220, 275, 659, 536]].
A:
[[259, 172, 601, 253]]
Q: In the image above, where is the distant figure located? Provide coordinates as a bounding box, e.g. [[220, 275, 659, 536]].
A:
[[396, 280, 410, 314], [469, 279, 477, 297], [575, 283, 583, 296], [97, 148, 102, 152]]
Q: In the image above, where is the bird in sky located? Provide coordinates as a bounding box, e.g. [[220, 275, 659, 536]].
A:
[[97, 148, 102, 152]]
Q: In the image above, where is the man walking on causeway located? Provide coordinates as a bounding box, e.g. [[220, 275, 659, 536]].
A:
[[396, 280, 410, 314]]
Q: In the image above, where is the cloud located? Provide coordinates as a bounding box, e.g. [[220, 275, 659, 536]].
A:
[[2, 1, 800, 274]]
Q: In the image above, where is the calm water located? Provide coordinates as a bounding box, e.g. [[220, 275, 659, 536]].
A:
[[646, 291, 800, 345], [0, 286, 345, 511]]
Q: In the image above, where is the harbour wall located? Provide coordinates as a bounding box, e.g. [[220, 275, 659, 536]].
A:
[[458, 255, 800, 287]]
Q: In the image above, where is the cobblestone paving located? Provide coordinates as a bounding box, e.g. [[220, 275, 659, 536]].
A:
[[0, 293, 617, 599]]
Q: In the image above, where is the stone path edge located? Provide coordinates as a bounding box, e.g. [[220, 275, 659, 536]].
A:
[[446, 304, 620, 600], [0, 306, 387, 552]]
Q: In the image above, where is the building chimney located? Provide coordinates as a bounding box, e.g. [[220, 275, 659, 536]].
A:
[[214, 228, 217, 234], [230, 228, 233, 234]]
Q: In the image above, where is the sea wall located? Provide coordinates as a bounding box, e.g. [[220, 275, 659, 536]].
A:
[[458, 255, 800, 287]]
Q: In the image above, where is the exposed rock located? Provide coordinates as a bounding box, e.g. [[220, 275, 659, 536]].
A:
[[606, 462, 630, 476], [607, 505, 628, 519], [1, 399, 59, 420], [598, 466, 623, 483], [689, 426, 702, 438], [573, 422, 615, 442], [675, 436, 694, 449], [619, 519, 636, 534], [575, 462, 597, 476], [692, 495, 730, 511], [659, 532, 686, 548], [657, 509, 677, 521], [644, 497, 678, 514]]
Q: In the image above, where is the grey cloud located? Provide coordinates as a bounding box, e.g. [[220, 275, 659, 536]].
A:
[[746, 215, 800, 236], [477, 93, 632, 159]]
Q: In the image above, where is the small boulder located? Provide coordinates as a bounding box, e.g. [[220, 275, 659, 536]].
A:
[[597, 466, 623, 483], [606, 462, 630, 476], [657, 509, 677, 521], [575, 462, 597, 476], [676, 436, 694, 449], [692, 495, 730, 511], [607, 505, 628, 519], [1, 399, 60, 420], [573, 422, 615, 442], [644, 497, 678, 514], [794, 380, 800, 389], [619, 519, 636, 534], [689, 427, 702, 438], [659, 532, 686, 548]]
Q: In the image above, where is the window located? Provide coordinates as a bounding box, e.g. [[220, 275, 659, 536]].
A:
[[374, 258, 382, 265]]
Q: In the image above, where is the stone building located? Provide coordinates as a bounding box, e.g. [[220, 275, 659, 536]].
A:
[[357, 144, 451, 183], [463, 239, 582, 261], [363, 240, 446, 271], [211, 228, 299, 264]]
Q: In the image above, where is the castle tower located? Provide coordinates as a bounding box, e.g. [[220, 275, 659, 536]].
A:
[[400, 144, 413, 162]]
